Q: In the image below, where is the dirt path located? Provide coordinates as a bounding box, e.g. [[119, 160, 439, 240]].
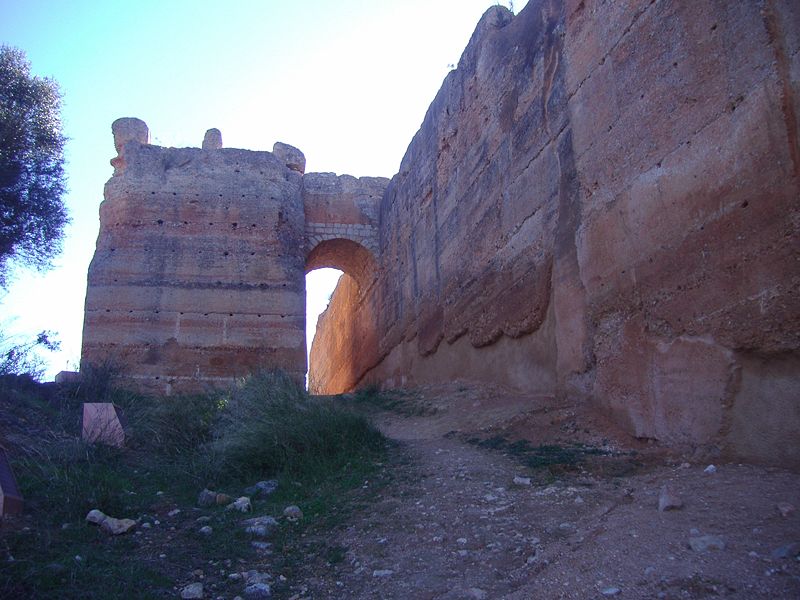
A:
[[288, 387, 800, 599]]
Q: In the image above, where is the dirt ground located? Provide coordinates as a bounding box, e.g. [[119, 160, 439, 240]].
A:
[[286, 383, 800, 599]]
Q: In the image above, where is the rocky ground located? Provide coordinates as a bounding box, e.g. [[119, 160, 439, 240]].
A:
[[2, 382, 798, 599], [281, 384, 800, 599]]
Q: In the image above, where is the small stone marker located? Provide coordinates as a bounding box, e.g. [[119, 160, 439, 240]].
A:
[[0, 448, 23, 517], [82, 403, 128, 447], [658, 484, 684, 511]]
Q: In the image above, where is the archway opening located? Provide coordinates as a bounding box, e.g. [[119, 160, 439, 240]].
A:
[[305, 268, 343, 387], [304, 238, 378, 394]]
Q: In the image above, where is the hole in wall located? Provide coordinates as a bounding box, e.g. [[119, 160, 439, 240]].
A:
[[305, 268, 344, 389], [303, 237, 379, 393]]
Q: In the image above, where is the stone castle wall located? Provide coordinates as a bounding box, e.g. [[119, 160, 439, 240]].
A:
[[84, 0, 799, 464], [81, 120, 386, 393], [309, 1, 800, 464]]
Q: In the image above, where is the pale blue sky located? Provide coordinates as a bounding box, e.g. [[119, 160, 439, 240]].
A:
[[0, 0, 525, 378]]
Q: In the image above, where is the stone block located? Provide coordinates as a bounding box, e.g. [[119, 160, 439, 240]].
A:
[[82, 403, 129, 447]]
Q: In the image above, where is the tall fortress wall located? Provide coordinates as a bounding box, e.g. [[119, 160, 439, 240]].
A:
[[84, 0, 800, 465]]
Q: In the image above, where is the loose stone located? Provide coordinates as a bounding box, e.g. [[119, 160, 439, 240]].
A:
[[227, 497, 252, 513], [688, 535, 726, 552], [372, 569, 394, 577], [658, 484, 684, 511], [180, 582, 204, 599], [283, 505, 303, 521]]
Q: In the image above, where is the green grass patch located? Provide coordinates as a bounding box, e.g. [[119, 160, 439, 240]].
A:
[[0, 370, 388, 599], [464, 434, 616, 479]]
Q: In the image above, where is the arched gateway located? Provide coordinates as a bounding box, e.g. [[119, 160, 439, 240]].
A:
[[81, 119, 387, 394]]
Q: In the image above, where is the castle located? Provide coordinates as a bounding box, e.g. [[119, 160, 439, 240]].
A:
[[83, 1, 799, 465]]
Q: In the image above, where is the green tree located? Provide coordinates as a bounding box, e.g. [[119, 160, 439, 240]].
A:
[[0, 45, 68, 285], [0, 329, 60, 379]]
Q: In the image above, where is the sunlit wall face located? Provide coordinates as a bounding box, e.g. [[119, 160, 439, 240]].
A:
[[305, 268, 343, 385]]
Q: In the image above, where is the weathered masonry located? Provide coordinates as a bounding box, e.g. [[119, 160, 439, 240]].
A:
[[81, 118, 386, 392], [83, 1, 800, 466]]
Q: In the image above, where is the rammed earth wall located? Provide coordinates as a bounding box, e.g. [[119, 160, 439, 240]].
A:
[[84, 0, 799, 464], [310, 1, 800, 464]]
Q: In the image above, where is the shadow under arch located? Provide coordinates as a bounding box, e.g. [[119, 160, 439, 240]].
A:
[[305, 238, 379, 394], [305, 238, 377, 293]]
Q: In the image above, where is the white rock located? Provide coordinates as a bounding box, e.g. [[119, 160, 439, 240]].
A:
[[244, 582, 271, 598], [180, 582, 204, 599], [372, 569, 393, 577], [245, 570, 271, 585], [85, 509, 136, 535], [658, 484, 684, 511], [251, 541, 272, 551], [513, 476, 531, 486], [85, 509, 106, 525], [242, 515, 278, 538], [227, 497, 252, 513], [283, 505, 303, 521], [703, 464, 717, 474], [199, 526, 213, 536], [601, 587, 621, 596], [688, 535, 726, 552]]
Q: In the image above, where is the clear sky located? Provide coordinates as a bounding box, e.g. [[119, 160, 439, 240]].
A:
[[0, 0, 525, 379]]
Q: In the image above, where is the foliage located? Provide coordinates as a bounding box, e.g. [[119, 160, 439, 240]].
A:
[[0, 329, 59, 379], [0, 45, 68, 284], [211, 370, 385, 481]]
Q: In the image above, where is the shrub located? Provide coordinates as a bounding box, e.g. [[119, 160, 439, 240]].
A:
[[211, 370, 384, 481]]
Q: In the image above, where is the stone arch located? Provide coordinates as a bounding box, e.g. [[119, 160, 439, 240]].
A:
[[305, 237, 377, 293], [305, 237, 379, 394]]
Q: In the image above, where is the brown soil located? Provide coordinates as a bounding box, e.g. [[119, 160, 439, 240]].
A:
[[287, 383, 800, 599]]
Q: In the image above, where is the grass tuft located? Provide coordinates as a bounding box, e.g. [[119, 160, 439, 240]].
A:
[[211, 370, 385, 481]]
